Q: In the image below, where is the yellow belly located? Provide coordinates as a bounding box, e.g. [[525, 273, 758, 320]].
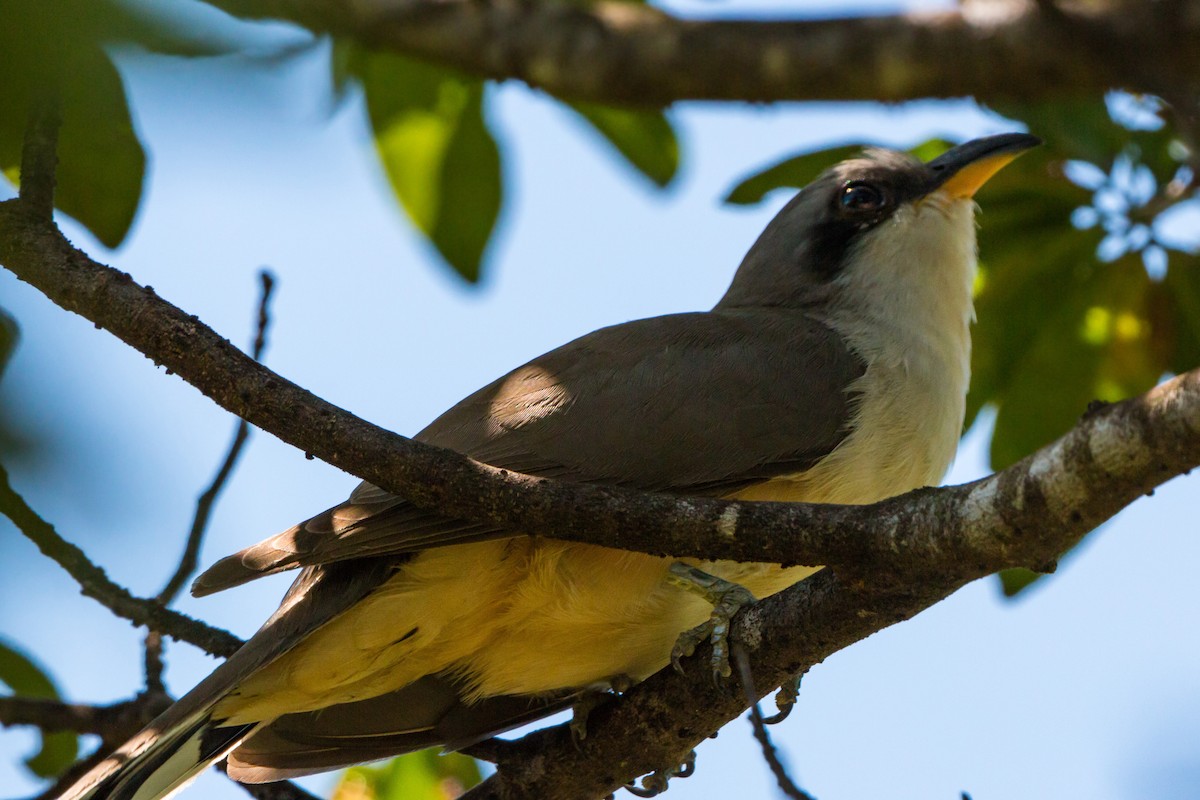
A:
[[220, 367, 958, 725], [220, 535, 818, 723]]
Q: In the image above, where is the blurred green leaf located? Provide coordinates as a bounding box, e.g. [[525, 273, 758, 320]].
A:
[[1163, 252, 1200, 375], [998, 567, 1043, 597], [0, 639, 79, 778], [53, 50, 146, 248], [335, 750, 482, 800], [0, 23, 143, 248], [351, 50, 503, 283], [568, 101, 679, 188], [989, 255, 1159, 470], [991, 98, 1123, 166], [0, 0, 251, 247], [723, 139, 954, 205], [723, 144, 863, 205], [966, 148, 1099, 431]]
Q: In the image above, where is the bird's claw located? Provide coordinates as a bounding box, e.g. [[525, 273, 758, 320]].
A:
[[624, 750, 696, 797], [667, 563, 757, 681], [763, 672, 803, 725], [570, 676, 633, 744]]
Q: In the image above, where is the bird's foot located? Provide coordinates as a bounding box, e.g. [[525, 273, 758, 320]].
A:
[[667, 563, 757, 681], [570, 675, 633, 744], [624, 750, 696, 797], [763, 672, 803, 724]]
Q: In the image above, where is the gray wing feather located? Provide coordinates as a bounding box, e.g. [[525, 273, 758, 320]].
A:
[[226, 676, 576, 782], [192, 309, 862, 596]]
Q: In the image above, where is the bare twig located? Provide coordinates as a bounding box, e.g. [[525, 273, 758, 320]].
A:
[[155, 270, 276, 606], [18, 94, 60, 219], [8, 692, 175, 800], [0, 463, 243, 658], [143, 271, 277, 688], [31, 748, 113, 800], [0, 696, 141, 736], [733, 644, 815, 800]]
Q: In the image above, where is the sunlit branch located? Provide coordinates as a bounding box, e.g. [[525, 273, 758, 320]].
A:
[[200, 0, 1200, 107]]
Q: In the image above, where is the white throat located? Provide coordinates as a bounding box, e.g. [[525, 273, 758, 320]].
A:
[[814, 193, 978, 503]]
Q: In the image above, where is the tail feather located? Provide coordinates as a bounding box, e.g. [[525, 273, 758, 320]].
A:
[[58, 561, 402, 799], [57, 715, 261, 800]]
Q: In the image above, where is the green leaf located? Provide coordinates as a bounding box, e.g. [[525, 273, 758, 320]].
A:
[[1163, 252, 1200, 375], [0, 639, 79, 778], [568, 101, 679, 188], [998, 567, 1043, 597], [989, 97, 1122, 166], [722, 144, 863, 205], [352, 50, 503, 283], [965, 148, 1099, 431], [55, 50, 147, 248], [0, 32, 146, 247], [722, 139, 954, 205], [335, 750, 482, 800], [987, 255, 1161, 469]]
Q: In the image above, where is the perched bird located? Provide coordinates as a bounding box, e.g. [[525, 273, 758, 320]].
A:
[[61, 132, 1039, 800]]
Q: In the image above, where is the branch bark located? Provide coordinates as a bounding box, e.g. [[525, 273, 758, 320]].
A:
[[199, 0, 1200, 106], [0, 694, 171, 739], [3, 192, 1200, 796], [0, 461, 243, 659]]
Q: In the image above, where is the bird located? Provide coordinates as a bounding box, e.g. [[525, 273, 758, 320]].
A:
[[60, 132, 1039, 800]]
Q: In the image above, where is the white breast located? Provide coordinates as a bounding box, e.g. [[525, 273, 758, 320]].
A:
[[737, 193, 978, 506]]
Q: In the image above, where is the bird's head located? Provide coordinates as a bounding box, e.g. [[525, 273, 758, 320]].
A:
[[717, 133, 1041, 311]]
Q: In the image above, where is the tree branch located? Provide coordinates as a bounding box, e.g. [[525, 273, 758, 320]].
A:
[[4, 187, 1200, 796], [199, 0, 1200, 106], [18, 94, 59, 219], [156, 270, 274, 606], [0, 694, 171, 739], [144, 270, 276, 690], [0, 460, 243, 658], [1, 202, 1198, 587]]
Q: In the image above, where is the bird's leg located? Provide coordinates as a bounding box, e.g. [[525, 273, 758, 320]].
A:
[[667, 563, 757, 680], [570, 675, 634, 743]]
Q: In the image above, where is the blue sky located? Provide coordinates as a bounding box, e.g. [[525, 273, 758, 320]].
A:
[[2, 2, 1199, 798]]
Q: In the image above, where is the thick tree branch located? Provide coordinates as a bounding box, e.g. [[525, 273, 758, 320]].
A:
[[200, 0, 1200, 106], [4, 190, 1200, 796], [1, 202, 1198, 585]]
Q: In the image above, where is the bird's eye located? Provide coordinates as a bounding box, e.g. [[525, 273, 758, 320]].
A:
[[840, 181, 886, 212]]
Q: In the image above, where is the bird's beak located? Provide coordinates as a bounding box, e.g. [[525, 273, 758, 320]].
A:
[[927, 133, 1042, 199]]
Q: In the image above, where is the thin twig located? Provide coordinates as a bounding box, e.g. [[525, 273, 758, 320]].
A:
[[155, 270, 276, 606], [15, 691, 175, 800], [31, 747, 112, 800], [0, 463, 243, 658], [0, 696, 136, 735], [733, 644, 815, 800], [18, 94, 60, 220], [143, 271, 277, 687]]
